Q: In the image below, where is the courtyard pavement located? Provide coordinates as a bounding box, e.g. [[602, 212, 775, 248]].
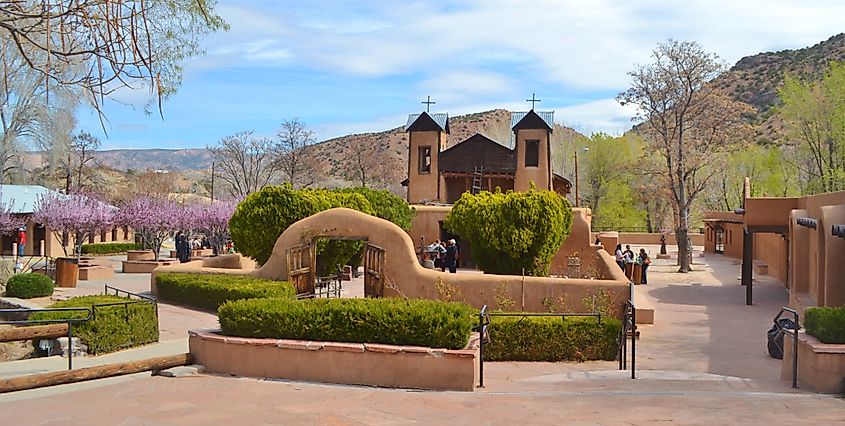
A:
[[1, 247, 844, 424]]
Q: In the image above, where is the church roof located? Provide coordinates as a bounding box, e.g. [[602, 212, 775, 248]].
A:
[[439, 133, 516, 174], [405, 112, 450, 134], [511, 110, 554, 132]]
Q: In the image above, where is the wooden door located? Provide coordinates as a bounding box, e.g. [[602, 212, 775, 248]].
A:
[[286, 242, 315, 296], [363, 243, 385, 298]]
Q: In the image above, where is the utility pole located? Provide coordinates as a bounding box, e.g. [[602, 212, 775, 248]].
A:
[[210, 161, 215, 202], [574, 149, 580, 207]]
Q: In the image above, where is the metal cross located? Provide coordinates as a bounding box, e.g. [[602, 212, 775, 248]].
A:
[[526, 93, 541, 109], [422, 96, 435, 112]]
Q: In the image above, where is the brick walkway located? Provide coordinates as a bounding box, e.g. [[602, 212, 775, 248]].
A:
[[1, 248, 845, 424]]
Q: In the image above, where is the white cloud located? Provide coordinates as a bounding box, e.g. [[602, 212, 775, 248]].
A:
[[554, 99, 640, 136]]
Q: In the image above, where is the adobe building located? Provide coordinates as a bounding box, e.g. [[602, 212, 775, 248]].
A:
[[401, 108, 573, 266], [403, 110, 572, 204], [0, 185, 134, 258], [703, 189, 845, 312]]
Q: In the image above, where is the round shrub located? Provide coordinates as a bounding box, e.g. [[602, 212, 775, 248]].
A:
[[5, 273, 55, 299], [445, 187, 573, 276], [230, 185, 412, 271]]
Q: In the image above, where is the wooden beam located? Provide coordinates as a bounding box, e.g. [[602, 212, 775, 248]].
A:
[[0, 324, 68, 343], [0, 353, 193, 394]]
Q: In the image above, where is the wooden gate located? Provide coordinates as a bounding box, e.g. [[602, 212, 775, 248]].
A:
[[286, 243, 315, 296], [363, 243, 385, 298]]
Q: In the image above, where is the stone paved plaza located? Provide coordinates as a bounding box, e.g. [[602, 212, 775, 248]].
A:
[[2, 248, 845, 424]]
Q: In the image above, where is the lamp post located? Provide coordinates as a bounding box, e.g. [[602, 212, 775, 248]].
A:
[[574, 147, 589, 207]]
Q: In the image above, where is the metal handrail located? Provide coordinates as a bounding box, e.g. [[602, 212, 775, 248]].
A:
[[774, 306, 800, 388], [616, 300, 636, 379], [0, 307, 93, 370], [475, 305, 490, 387]]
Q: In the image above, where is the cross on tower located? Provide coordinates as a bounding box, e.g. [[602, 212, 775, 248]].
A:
[[422, 96, 435, 112], [526, 93, 541, 109]]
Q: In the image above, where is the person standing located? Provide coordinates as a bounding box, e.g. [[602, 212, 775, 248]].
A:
[[623, 245, 634, 263], [638, 249, 651, 284], [615, 244, 624, 270], [176, 232, 190, 263], [17, 227, 26, 256], [443, 239, 458, 273]]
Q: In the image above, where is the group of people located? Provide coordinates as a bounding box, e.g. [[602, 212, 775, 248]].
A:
[[425, 239, 460, 273], [614, 244, 651, 284], [174, 232, 217, 263]]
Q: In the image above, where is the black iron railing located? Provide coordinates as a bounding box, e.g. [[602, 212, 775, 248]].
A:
[[475, 307, 616, 388], [0, 307, 92, 370], [104, 284, 159, 328], [774, 307, 800, 388], [617, 299, 636, 379], [0, 254, 57, 278]]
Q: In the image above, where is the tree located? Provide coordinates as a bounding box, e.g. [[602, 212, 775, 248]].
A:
[[0, 37, 77, 184], [116, 195, 178, 261], [33, 191, 115, 257], [779, 62, 845, 193], [618, 40, 753, 272], [276, 118, 318, 188], [0, 1, 227, 117], [445, 188, 573, 276], [62, 131, 100, 192], [208, 131, 281, 198], [345, 140, 403, 190], [197, 200, 237, 255]]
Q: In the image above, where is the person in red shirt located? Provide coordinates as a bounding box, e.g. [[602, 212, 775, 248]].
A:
[[17, 227, 26, 256]]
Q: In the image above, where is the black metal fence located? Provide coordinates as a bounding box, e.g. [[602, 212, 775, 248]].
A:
[[0, 307, 92, 370], [474, 298, 636, 388], [0, 255, 57, 278]]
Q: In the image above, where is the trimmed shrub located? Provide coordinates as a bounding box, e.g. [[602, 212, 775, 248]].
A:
[[229, 184, 373, 266], [29, 295, 158, 354], [445, 187, 573, 276], [805, 306, 845, 344], [484, 316, 620, 362], [5, 273, 54, 299], [155, 272, 296, 311], [81, 242, 142, 255], [334, 187, 415, 231], [219, 298, 475, 349]]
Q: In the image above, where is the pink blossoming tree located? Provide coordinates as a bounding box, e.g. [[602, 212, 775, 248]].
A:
[[197, 200, 236, 255], [116, 195, 180, 261], [33, 191, 115, 257]]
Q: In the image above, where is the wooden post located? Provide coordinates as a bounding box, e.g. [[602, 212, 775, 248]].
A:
[[0, 353, 193, 394], [0, 324, 69, 342], [40, 240, 45, 256], [742, 229, 754, 305]]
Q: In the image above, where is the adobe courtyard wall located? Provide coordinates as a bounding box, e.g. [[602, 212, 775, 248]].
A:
[[253, 208, 629, 316]]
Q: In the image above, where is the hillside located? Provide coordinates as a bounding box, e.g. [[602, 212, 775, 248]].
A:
[[712, 33, 845, 143]]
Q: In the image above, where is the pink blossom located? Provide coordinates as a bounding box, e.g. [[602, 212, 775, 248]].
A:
[[33, 191, 115, 257]]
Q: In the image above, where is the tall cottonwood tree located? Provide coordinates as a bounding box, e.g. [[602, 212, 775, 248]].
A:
[[276, 118, 318, 188], [0, 0, 227, 117], [779, 62, 845, 193], [618, 40, 752, 272], [208, 131, 280, 199]]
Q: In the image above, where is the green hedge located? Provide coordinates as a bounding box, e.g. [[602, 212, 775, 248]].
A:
[[484, 316, 620, 361], [29, 295, 158, 354], [5, 273, 54, 299], [219, 298, 475, 349], [155, 272, 296, 311], [81, 242, 142, 255], [805, 306, 845, 344]]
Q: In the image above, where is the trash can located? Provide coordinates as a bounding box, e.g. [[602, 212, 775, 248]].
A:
[[55, 257, 79, 288], [632, 263, 643, 285], [767, 318, 797, 359], [624, 262, 634, 279]]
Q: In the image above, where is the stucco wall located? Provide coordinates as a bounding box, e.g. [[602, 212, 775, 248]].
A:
[[407, 131, 443, 203], [253, 208, 629, 317], [597, 232, 704, 247], [783, 332, 845, 394], [513, 128, 551, 192], [189, 329, 478, 391]]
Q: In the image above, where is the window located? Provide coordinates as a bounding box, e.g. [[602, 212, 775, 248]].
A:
[[525, 140, 539, 167], [419, 146, 432, 173]]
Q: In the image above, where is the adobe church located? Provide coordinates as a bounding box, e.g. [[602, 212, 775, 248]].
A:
[[402, 107, 572, 204]]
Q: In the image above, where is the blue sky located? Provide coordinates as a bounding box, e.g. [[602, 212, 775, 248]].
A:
[[76, 0, 845, 149]]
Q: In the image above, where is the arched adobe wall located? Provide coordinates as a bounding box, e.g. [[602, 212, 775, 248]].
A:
[[254, 208, 629, 316], [550, 208, 596, 275], [820, 205, 845, 307]]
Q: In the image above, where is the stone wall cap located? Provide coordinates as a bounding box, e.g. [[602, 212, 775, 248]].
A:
[[323, 342, 365, 353], [798, 332, 845, 354]]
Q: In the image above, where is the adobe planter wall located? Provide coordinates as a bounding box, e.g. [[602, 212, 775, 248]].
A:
[[783, 331, 845, 393], [189, 329, 478, 391]]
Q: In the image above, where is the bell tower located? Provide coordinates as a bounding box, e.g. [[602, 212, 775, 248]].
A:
[[405, 109, 449, 204], [512, 104, 553, 192]]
